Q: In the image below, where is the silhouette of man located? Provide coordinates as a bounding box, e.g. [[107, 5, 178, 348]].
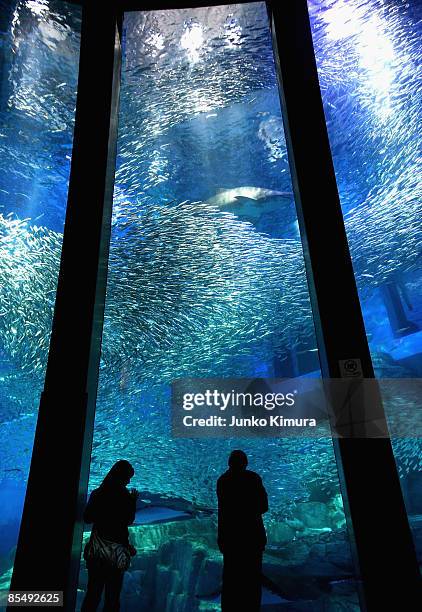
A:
[[217, 450, 268, 611]]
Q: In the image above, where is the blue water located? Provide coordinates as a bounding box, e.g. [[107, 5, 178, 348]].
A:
[[0, 0, 421, 609]]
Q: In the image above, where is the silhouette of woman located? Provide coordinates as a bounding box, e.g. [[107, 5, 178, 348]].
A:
[[81, 460, 138, 612]]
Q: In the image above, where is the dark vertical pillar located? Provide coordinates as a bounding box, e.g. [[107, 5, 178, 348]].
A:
[[267, 0, 421, 609], [9, 3, 122, 610]]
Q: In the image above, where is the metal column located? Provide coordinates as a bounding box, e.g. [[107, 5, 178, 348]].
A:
[[267, 0, 421, 609], [9, 3, 122, 609]]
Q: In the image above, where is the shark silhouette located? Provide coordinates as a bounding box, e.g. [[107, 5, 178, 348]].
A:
[[205, 186, 293, 224]]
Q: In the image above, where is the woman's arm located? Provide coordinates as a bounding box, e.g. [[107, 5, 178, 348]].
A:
[[125, 488, 138, 524]]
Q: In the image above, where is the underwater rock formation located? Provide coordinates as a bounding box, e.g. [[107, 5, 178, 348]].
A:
[[75, 512, 361, 612]]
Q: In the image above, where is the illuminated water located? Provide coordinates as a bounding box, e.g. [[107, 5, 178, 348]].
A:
[[0, 0, 421, 609]]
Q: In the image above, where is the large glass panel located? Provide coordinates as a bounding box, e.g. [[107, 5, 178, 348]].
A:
[[308, 0, 422, 568], [78, 4, 361, 611], [0, 0, 81, 594]]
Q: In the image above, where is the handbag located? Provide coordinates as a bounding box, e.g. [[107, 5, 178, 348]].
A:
[[84, 528, 132, 571]]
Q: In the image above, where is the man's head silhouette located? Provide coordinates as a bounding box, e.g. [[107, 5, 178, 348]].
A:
[[228, 449, 248, 471]]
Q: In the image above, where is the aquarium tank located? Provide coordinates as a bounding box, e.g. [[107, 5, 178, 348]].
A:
[[0, 1, 420, 611], [0, 0, 81, 596]]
